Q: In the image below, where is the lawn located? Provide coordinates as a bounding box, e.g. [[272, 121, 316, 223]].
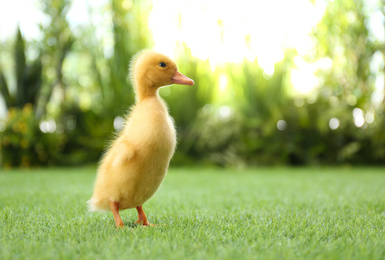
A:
[[0, 167, 385, 260]]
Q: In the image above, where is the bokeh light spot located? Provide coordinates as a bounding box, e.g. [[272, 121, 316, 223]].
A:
[[329, 118, 340, 130], [277, 120, 287, 131]]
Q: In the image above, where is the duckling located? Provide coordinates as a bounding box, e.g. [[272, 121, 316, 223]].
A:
[[88, 50, 194, 227]]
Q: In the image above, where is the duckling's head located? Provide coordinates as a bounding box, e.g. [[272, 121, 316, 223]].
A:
[[130, 50, 194, 100]]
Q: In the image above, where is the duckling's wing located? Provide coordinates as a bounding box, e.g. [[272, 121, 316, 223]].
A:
[[111, 140, 136, 168]]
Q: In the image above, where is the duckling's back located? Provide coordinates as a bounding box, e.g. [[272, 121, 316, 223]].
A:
[[88, 96, 176, 211]]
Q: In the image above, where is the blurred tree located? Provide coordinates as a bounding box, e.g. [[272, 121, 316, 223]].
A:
[[0, 27, 60, 167], [0, 27, 42, 111], [312, 0, 378, 107], [36, 0, 74, 119], [380, 0, 385, 105], [173, 0, 385, 166]]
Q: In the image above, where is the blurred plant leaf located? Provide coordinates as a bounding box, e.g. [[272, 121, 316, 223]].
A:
[[0, 71, 14, 107], [15, 27, 26, 108]]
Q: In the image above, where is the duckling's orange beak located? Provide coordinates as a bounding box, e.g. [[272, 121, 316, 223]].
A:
[[171, 71, 194, 85]]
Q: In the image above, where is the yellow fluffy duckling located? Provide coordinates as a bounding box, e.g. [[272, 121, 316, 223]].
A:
[[88, 50, 194, 227]]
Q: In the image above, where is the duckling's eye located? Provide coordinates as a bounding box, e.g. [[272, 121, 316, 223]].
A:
[[159, 62, 167, 68]]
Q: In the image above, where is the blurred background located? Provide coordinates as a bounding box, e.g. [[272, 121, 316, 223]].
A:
[[0, 0, 384, 168]]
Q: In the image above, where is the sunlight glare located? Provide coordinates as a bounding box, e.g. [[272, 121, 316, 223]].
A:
[[149, 0, 326, 75], [218, 105, 232, 119], [0, 0, 45, 41], [219, 74, 228, 92], [291, 56, 319, 95]]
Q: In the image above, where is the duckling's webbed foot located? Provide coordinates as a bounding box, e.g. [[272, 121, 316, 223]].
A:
[[135, 206, 154, 226], [109, 201, 124, 228]]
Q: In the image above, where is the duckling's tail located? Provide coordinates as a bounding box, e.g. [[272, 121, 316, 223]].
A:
[[87, 198, 97, 212], [87, 198, 108, 212]]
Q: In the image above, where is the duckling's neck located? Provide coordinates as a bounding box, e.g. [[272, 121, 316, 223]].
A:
[[134, 79, 160, 102], [136, 89, 159, 102]]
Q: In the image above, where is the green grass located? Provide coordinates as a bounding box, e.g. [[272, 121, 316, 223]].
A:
[[1, 167, 385, 260]]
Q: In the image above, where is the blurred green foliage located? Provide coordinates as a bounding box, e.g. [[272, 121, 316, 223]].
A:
[[0, 28, 42, 110], [1, 105, 62, 167], [0, 0, 384, 167]]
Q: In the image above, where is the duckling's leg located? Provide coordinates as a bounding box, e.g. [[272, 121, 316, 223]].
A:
[[109, 201, 124, 227], [135, 206, 152, 226]]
